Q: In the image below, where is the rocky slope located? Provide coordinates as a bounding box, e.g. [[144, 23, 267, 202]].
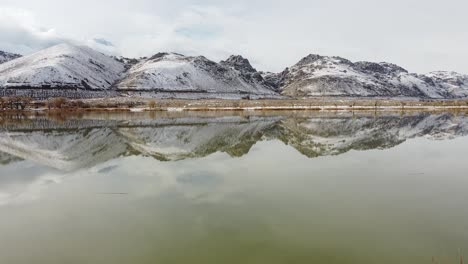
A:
[[425, 71, 468, 97], [115, 53, 280, 99], [0, 51, 21, 64], [0, 44, 125, 90], [272, 54, 468, 99], [220, 55, 278, 91]]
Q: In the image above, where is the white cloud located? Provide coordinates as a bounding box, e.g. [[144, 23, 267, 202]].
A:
[[1, 1, 468, 73], [116, 6, 246, 60], [0, 8, 64, 54], [85, 38, 118, 56]]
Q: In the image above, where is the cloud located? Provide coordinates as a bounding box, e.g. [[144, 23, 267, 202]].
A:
[[0, 8, 64, 54], [85, 38, 119, 55], [93, 38, 114, 47], [1, 1, 468, 73], [0, 7, 121, 56], [0, 5, 240, 61], [115, 6, 245, 60]]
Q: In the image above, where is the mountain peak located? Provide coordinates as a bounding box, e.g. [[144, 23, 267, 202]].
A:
[[354, 61, 408, 74], [296, 54, 352, 66], [148, 52, 187, 61], [44, 43, 90, 53], [296, 54, 323, 65], [220, 55, 257, 73]]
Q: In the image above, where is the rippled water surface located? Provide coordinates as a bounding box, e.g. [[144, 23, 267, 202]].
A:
[[0, 111, 467, 264]]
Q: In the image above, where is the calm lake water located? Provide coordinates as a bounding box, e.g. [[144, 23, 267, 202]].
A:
[[0, 111, 467, 264]]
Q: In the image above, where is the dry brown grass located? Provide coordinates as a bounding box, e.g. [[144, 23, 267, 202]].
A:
[[47, 97, 68, 109]]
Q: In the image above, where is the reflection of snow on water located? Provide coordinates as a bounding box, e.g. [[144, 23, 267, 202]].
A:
[[0, 112, 467, 206]]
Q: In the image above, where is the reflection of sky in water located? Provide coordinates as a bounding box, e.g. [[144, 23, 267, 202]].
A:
[[1, 135, 468, 206], [0, 114, 468, 263]]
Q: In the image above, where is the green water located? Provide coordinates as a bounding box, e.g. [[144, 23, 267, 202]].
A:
[[0, 111, 467, 263]]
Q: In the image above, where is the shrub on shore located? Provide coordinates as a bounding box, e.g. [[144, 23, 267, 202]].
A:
[[147, 100, 157, 109], [0, 96, 33, 110], [47, 97, 68, 109]]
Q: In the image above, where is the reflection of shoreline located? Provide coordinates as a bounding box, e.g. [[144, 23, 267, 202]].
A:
[[2, 109, 468, 125], [2, 97, 468, 113], [0, 112, 467, 170]]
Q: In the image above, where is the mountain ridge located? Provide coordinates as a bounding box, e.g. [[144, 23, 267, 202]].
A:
[[0, 44, 467, 99], [115, 52, 279, 98], [273, 53, 468, 98]]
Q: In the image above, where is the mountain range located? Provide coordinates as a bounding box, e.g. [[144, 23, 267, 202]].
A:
[[1, 43, 467, 99]]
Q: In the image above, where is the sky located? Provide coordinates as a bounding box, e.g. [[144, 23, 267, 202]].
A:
[[0, 0, 467, 73]]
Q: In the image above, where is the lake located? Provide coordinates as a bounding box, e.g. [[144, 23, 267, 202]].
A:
[[0, 111, 467, 264]]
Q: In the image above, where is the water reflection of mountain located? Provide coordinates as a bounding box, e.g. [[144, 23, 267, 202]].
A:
[[0, 151, 23, 165], [0, 112, 467, 170], [278, 113, 468, 157]]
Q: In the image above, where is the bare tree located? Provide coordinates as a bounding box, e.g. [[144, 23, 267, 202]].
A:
[[147, 100, 156, 109]]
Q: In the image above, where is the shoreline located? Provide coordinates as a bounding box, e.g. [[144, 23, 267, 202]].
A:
[[1, 97, 468, 112]]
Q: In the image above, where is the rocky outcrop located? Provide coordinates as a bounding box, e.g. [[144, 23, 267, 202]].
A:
[[220, 55, 278, 92], [220, 55, 257, 73], [0, 51, 21, 64]]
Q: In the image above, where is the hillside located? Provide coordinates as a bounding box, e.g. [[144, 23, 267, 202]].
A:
[[115, 53, 280, 99], [271, 54, 468, 99], [0, 44, 125, 90]]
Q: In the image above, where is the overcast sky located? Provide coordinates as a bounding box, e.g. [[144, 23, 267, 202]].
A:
[[0, 0, 467, 73]]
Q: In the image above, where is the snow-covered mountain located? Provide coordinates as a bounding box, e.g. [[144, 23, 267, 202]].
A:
[[1, 44, 467, 99], [220, 55, 277, 91], [425, 71, 468, 97], [115, 53, 280, 99], [0, 51, 21, 64], [272, 54, 468, 98], [0, 44, 125, 90]]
